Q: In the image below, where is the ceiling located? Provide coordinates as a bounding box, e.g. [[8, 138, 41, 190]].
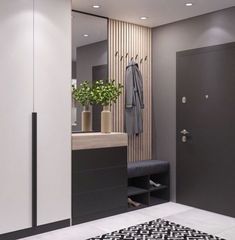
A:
[[72, 11, 107, 60], [72, 0, 235, 28]]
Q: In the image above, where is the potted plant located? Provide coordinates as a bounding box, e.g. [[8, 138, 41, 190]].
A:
[[93, 80, 123, 133], [72, 81, 93, 132]]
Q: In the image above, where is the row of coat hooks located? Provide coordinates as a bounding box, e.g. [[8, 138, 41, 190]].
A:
[[115, 51, 148, 63]]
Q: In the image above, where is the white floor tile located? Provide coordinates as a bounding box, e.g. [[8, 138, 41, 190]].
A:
[[83, 202, 192, 233], [88, 211, 152, 233], [217, 227, 235, 240], [136, 202, 193, 218], [165, 208, 235, 235], [22, 223, 105, 240], [20, 202, 235, 240]]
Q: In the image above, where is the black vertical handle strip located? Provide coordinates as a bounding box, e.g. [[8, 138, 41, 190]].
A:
[[32, 112, 37, 227]]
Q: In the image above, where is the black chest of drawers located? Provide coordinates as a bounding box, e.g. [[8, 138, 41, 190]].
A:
[[72, 146, 127, 224]]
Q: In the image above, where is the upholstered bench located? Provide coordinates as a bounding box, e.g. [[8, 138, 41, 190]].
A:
[[128, 160, 169, 178]]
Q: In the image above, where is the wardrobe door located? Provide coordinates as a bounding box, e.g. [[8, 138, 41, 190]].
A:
[[0, 0, 33, 234], [34, 0, 71, 225]]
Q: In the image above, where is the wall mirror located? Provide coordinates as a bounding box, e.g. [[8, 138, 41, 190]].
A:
[[72, 11, 108, 132]]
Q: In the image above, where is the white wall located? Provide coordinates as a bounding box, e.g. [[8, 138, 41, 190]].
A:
[[152, 7, 235, 201]]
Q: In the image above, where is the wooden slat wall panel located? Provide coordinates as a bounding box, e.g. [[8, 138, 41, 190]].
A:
[[108, 19, 152, 162]]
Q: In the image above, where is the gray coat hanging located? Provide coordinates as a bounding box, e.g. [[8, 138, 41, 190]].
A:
[[125, 60, 144, 135]]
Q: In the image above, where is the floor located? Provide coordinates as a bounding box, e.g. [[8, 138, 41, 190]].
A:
[[22, 202, 235, 240]]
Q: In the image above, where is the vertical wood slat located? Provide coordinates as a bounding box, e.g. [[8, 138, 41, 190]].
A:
[[109, 19, 152, 162]]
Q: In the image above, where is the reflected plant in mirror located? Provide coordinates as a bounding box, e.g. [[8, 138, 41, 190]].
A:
[[72, 81, 94, 132], [72, 81, 93, 106]]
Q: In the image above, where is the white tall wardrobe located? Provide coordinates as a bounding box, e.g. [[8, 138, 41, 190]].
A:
[[0, 0, 71, 236]]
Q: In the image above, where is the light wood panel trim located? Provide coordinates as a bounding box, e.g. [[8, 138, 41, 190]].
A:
[[72, 132, 128, 150], [108, 19, 152, 162]]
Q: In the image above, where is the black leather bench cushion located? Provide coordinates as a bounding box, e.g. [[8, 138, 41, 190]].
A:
[[128, 160, 169, 178]]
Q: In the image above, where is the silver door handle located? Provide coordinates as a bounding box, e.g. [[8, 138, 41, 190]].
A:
[[181, 129, 190, 135]]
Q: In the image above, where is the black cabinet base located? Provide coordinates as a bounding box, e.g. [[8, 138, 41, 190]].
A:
[[0, 219, 70, 240], [72, 147, 127, 225], [73, 207, 127, 225]]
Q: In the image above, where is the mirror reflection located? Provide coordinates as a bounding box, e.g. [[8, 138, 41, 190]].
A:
[[72, 11, 108, 132]]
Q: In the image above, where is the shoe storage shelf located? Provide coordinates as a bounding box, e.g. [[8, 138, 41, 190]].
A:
[[127, 160, 170, 211]]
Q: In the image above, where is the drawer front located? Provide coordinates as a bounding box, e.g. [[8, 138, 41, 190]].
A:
[[72, 186, 127, 218], [73, 166, 127, 194], [72, 147, 127, 171]]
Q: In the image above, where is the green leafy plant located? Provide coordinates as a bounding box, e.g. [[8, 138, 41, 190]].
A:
[[92, 80, 123, 106], [72, 81, 93, 106]]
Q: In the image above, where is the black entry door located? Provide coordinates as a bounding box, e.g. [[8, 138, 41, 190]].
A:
[[176, 42, 235, 217]]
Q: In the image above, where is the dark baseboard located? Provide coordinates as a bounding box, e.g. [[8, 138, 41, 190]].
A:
[[0, 219, 70, 240]]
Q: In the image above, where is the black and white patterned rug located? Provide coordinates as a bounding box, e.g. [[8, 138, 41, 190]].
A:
[[88, 218, 224, 240]]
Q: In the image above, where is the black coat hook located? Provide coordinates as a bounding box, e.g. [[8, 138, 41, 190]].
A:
[[145, 56, 148, 61], [115, 51, 119, 57], [125, 53, 129, 58], [140, 58, 143, 64], [131, 57, 134, 61], [120, 56, 124, 61], [135, 54, 138, 60]]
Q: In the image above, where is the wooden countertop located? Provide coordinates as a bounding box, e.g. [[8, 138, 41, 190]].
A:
[[72, 132, 128, 150]]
